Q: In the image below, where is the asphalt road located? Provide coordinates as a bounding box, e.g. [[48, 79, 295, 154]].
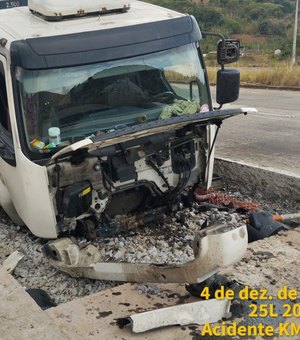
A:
[[211, 88, 300, 176]]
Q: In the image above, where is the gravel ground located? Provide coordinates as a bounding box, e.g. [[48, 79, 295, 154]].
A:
[[0, 187, 299, 305], [92, 207, 245, 264], [224, 228, 300, 294], [0, 216, 118, 304]]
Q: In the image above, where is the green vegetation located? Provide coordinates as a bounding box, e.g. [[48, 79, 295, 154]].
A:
[[207, 65, 300, 87], [145, 0, 300, 86], [145, 0, 300, 60]]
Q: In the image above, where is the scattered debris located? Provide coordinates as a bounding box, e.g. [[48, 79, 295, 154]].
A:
[[0, 186, 298, 305], [2, 250, 24, 273], [137, 284, 161, 296], [117, 298, 231, 333], [247, 211, 286, 242], [96, 209, 166, 238], [186, 273, 244, 299], [26, 288, 57, 310], [185, 272, 291, 333], [195, 188, 260, 212], [185, 272, 284, 329], [272, 212, 300, 223]]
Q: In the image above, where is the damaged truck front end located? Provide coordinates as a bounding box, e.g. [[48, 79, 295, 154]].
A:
[[44, 107, 249, 283], [45, 108, 247, 238], [0, 0, 249, 282]]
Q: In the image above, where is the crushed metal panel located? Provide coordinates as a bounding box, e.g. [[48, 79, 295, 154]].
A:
[[123, 299, 231, 333], [44, 224, 248, 283]]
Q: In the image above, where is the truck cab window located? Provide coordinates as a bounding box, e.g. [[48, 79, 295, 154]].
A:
[[16, 44, 209, 157]]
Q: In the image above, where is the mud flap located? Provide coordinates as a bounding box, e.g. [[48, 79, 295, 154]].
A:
[[43, 224, 248, 283]]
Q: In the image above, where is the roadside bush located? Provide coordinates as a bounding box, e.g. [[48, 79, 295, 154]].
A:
[[207, 65, 300, 87]]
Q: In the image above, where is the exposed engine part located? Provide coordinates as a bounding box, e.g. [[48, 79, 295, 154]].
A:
[[97, 208, 167, 238], [104, 185, 152, 217], [74, 218, 97, 240], [47, 128, 206, 234], [108, 154, 137, 182], [60, 181, 92, 218], [47, 153, 103, 190], [171, 139, 195, 174]]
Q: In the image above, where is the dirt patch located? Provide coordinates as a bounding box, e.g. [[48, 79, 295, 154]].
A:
[[223, 229, 300, 293]]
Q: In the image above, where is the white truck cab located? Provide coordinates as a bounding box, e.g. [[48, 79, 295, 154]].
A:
[[0, 0, 249, 282]]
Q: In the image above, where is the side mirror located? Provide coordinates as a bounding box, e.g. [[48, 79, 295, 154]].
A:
[[216, 69, 240, 105], [217, 39, 240, 65]]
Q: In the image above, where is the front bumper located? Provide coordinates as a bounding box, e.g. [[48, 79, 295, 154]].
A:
[[43, 223, 247, 283]]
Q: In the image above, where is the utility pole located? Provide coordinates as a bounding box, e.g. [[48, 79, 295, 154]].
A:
[[292, 0, 299, 65]]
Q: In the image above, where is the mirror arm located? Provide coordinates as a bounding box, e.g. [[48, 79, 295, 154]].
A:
[[215, 103, 223, 110], [202, 32, 226, 69]]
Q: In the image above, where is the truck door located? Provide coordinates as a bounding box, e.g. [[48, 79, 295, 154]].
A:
[[0, 55, 58, 237], [0, 54, 24, 224]]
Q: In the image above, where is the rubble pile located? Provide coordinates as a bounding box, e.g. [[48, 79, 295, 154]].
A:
[[93, 207, 245, 264], [0, 202, 245, 303], [0, 211, 117, 304], [0, 189, 297, 304]]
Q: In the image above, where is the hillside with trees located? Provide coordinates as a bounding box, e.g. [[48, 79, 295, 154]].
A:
[[145, 0, 299, 58]]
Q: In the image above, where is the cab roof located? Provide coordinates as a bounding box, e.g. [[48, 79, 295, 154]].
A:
[[0, 1, 184, 45]]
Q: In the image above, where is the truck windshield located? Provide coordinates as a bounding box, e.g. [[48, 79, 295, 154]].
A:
[[16, 43, 209, 154]]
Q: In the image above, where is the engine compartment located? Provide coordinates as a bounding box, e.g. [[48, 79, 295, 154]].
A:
[[47, 125, 207, 238]]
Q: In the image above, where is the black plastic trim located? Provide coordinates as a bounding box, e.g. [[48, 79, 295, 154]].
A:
[[90, 109, 243, 145], [10, 16, 201, 70], [49, 109, 244, 162], [0, 56, 16, 166], [0, 134, 16, 166]]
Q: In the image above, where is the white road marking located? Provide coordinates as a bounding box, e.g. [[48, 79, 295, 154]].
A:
[[253, 112, 296, 118]]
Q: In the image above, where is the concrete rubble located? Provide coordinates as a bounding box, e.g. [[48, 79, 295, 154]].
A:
[[2, 250, 24, 274]]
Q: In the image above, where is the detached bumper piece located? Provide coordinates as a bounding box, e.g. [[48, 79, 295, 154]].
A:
[[117, 298, 231, 333], [43, 223, 247, 283]]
